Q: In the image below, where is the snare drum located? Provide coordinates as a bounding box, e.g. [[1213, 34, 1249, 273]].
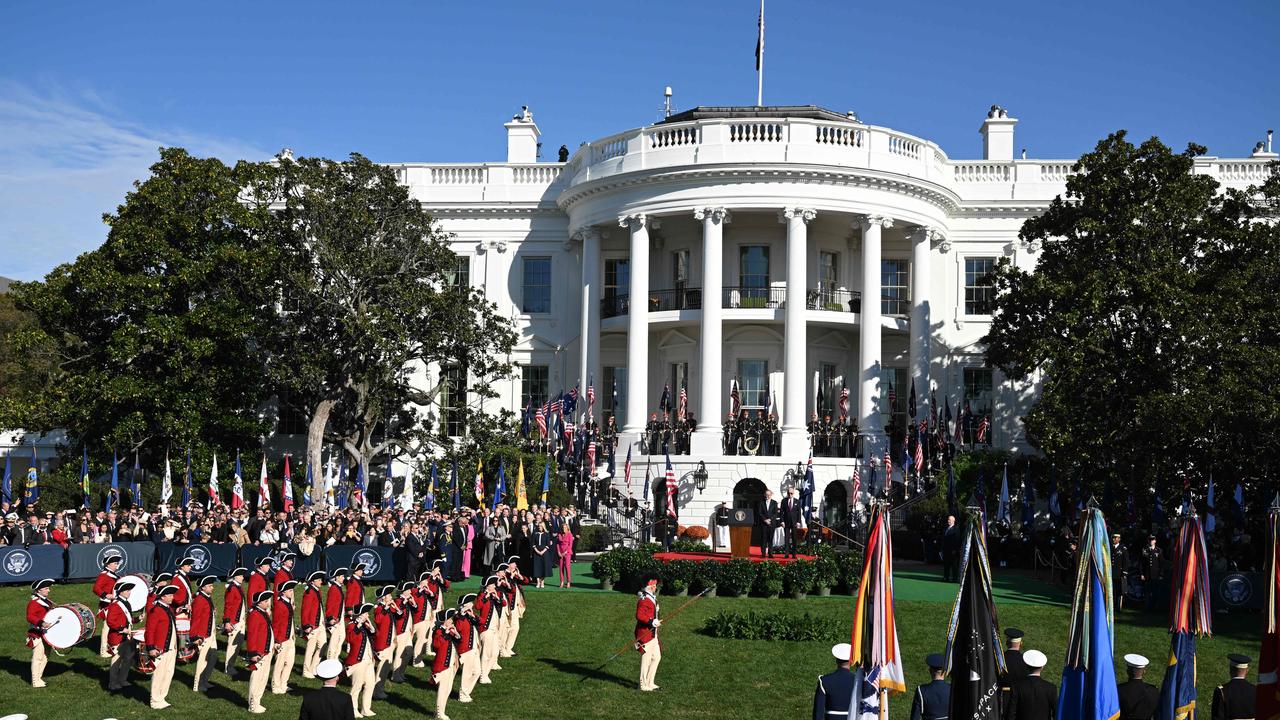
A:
[[43, 603, 97, 649], [175, 618, 191, 660], [117, 573, 153, 613]]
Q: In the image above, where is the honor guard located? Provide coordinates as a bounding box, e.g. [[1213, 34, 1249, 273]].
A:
[[635, 574, 663, 691], [910, 654, 951, 720], [765, 412, 780, 456], [475, 576, 504, 683], [344, 563, 369, 617], [324, 567, 349, 661], [145, 584, 181, 710], [1000, 628, 1029, 697], [27, 578, 55, 688], [455, 593, 481, 703], [812, 642, 854, 720], [431, 608, 462, 720], [223, 567, 249, 675], [410, 573, 436, 667], [391, 582, 418, 682], [299, 659, 351, 720], [371, 585, 401, 700], [646, 413, 661, 454], [300, 571, 328, 678], [344, 603, 376, 718], [1117, 653, 1158, 720], [248, 556, 274, 611], [502, 556, 527, 656], [189, 574, 218, 692], [244, 590, 275, 715], [105, 580, 137, 691], [273, 552, 297, 591], [1212, 654, 1256, 720], [724, 412, 739, 455], [172, 555, 196, 611], [270, 580, 297, 695], [1110, 533, 1131, 610], [95, 552, 123, 657], [1006, 649, 1057, 720], [147, 572, 173, 614]]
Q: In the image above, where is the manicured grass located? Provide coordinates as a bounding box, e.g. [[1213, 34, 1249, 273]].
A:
[[0, 563, 1260, 720]]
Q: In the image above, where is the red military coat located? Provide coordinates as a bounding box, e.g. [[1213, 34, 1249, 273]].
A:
[[454, 612, 477, 655], [244, 607, 274, 658], [371, 603, 399, 652], [300, 586, 323, 632], [474, 592, 496, 632], [145, 603, 178, 655], [324, 585, 344, 625], [171, 571, 192, 609], [190, 591, 215, 640], [344, 620, 373, 667], [430, 625, 459, 675], [105, 599, 133, 648], [93, 571, 118, 611], [393, 596, 414, 634], [247, 571, 270, 604], [272, 567, 292, 592], [271, 598, 294, 641], [343, 577, 365, 613], [223, 582, 246, 626], [634, 590, 660, 648], [411, 588, 433, 624], [27, 595, 52, 644]]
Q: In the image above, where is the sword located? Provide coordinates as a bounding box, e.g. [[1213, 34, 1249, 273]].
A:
[[581, 585, 713, 682]]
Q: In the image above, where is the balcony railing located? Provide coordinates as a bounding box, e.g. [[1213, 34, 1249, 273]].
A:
[[810, 288, 861, 313], [723, 285, 786, 309], [601, 286, 911, 318], [600, 288, 702, 319]]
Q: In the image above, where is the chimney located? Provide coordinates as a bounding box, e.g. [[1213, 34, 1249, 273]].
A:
[[505, 106, 541, 163], [979, 105, 1018, 162]]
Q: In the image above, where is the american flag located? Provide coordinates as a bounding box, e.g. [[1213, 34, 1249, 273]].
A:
[[851, 461, 862, 504], [624, 445, 633, 498], [729, 378, 741, 417], [678, 382, 688, 421], [884, 446, 893, 484], [535, 406, 547, 437], [282, 455, 294, 513], [839, 383, 849, 418], [913, 423, 924, 477], [977, 415, 990, 444], [888, 385, 897, 412], [586, 439, 597, 471], [563, 419, 575, 445], [953, 401, 966, 445], [586, 380, 596, 417], [548, 395, 563, 415], [664, 454, 677, 519]]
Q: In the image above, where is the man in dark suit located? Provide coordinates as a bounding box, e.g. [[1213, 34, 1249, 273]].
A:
[[756, 490, 779, 558], [405, 523, 429, 582], [910, 653, 951, 720], [941, 514, 961, 582], [1007, 649, 1057, 720], [299, 658, 355, 720], [780, 488, 803, 559], [1211, 654, 1256, 720], [812, 643, 854, 720], [1117, 653, 1158, 720]]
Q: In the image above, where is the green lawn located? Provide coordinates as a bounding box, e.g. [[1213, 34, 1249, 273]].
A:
[[0, 562, 1260, 719]]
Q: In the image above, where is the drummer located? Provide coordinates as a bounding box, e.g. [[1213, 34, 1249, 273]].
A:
[[190, 574, 218, 692], [172, 556, 196, 613], [223, 567, 249, 677], [105, 579, 138, 691], [95, 553, 123, 658], [26, 578, 55, 688]]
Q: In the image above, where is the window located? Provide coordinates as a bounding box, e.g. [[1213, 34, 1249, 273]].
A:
[[963, 367, 994, 415], [604, 259, 629, 299], [739, 246, 770, 306], [521, 257, 552, 313], [738, 359, 768, 410], [672, 250, 690, 291], [818, 363, 838, 420], [603, 366, 626, 422], [275, 393, 308, 436], [448, 255, 470, 289], [520, 365, 549, 410], [440, 366, 468, 437], [881, 259, 909, 315], [819, 251, 839, 290], [964, 257, 997, 315]]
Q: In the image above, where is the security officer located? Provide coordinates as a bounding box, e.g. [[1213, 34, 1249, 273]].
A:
[[1006, 649, 1056, 720], [646, 413, 662, 454], [812, 642, 854, 720], [910, 653, 951, 720], [1000, 628, 1029, 699], [1117, 653, 1158, 720], [1211, 654, 1256, 720]]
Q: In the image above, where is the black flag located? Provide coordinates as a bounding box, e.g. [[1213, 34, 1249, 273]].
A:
[[946, 511, 1005, 720]]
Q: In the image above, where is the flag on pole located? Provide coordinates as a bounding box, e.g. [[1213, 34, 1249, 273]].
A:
[[1, 454, 10, 506], [624, 444, 633, 499], [231, 453, 245, 509], [208, 453, 220, 507], [535, 404, 547, 438], [1057, 504, 1122, 720], [1021, 467, 1035, 528], [182, 451, 192, 509], [908, 379, 917, 420], [801, 454, 815, 527], [755, 0, 764, 71], [540, 461, 550, 507], [946, 508, 1006, 720], [324, 452, 336, 507], [947, 463, 957, 513], [677, 380, 688, 422], [425, 461, 437, 510], [851, 460, 862, 513], [659, 383, 672, 416], [400, 467, 414, 510], [997, 465, 1011, 524], [884, 446, 894, 485], [23, 445, 39, 507], [1205, 474, 1216, 534], [161, 450, 173, 505], [130, 452, 140, 508], [382, 460, 393, 511], [282, 455, 294, 513], [452, 459, 460, 511], [839, 383, 850, 420], [474, 459, 485, 507], [108, 449, 120, 512], [729, 377, 741, 418], [81, 447, 91, 510], [493, 458, 506, 510], [664, 454, 677, 519], [1155, 514, 1212, 720], [302, 461, 311, 508], [1257, 495, 1280, 720], [354, 460, 366, 510], [848, 503, 906, 719], [258, 454, 271, 512], [335, 454, 350, 510], [586, 438, 597, 472], [913, 424, 924, 477], [977, 415, 991, 445], [587, 378, 596, 419], [515, 459, 528, 510]]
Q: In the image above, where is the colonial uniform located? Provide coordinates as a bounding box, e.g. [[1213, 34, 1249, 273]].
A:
[[222, 568, 249, 675], [391, 585, 417, 682], [431, 612, 461, 720], [344, 568, 367, 616], [344, 605, 376, 718], [270, 581, 297, 695], [635, 585, 662, 691], [26, 580, 54, 688], [1212, 654, 1256, 720], [324, 569, 349, 661], [476, 581, 504, 683], [300, 573, 328, 678], [455, 596, 481, 702], [244, 592, 276, 714], [94, 556, 122, 657], [248, 560, 273, 615], [272, 554, 296, 592], [370, 588, 400, 700], [172, 559, 195, 611], [105, 585, 137, 691], [145, 587, 180, 709], [501, 560, 527, 656], [189, 577, 219, 692], [410, 576, 437, 666]]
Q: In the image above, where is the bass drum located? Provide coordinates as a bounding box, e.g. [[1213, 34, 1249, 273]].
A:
[[43, 603, 96, 650], [116, 573, 153, 613]]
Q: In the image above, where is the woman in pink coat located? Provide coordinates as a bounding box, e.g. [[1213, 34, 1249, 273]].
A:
[[555, 525, 575, 588], [461, 517, 475, 578]]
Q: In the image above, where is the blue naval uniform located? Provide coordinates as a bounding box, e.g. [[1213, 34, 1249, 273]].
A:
[[813, 667, 855, 720], [910, 679, 951, 720]]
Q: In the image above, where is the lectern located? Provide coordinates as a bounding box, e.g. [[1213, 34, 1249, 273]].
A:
[[726, 507, 754, 559]]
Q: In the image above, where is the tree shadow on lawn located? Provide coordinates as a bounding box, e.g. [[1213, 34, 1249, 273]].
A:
[[537, 656, 633, 689]]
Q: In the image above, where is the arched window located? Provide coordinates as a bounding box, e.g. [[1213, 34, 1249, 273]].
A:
[[732, 478, 767, 510]]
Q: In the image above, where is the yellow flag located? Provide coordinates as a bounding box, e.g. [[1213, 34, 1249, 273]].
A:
[[515, 459, 528, 510], [474, 458, 484, 507]]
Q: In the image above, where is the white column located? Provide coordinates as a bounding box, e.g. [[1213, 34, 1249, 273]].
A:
[[858, 215, 892, 458], [621, 214, 650, 436], [692, 207, 729, 454], [781, 207, 816, 454], [577, 228, 602, 423], [909, 227, 935, 424]]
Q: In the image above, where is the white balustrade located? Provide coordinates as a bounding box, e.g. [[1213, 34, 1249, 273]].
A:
[[511, 164, 562, 184], [1038, 163, 1074, 182], [593, 136, 629, 162], [648, 125, 700, 149], [1216, 161, 1275, 183], [729, 122, 785, 142], [952, 162, 1012, 182], [814, 123, 864, 147], [430, 165, 487, 185], [886, 133, 921, 159]]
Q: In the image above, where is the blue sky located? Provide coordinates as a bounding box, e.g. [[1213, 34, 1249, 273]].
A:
[[2, 0, 1277, 280]]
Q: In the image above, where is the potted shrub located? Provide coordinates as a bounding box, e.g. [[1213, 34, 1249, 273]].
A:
[[783, 560, 817, 600], [753, 560, 785, 598], [591, 549, 621, 592], [812, 547, 839, 597], [719, 559, 756, 598], [692, 561, 721, 597], [837, 551, 863, 595], [661, 560, 695, 596]]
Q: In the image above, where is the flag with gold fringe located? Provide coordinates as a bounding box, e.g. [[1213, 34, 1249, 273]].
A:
[[1155, 511, 1211, 720], [848, 502, 905, 719], [1058, 502, 1121, 720], [1255, 495, 1279, 720]]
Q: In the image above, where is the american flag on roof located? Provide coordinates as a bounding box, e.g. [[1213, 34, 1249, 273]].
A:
[[664, 454, 678, 519]]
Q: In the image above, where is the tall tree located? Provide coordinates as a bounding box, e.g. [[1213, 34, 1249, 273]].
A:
[[983, 133, 1279, 508], [1, 148, 279, 465], [261, 153, 516, 504]]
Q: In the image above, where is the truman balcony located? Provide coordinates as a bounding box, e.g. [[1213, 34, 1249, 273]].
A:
[[599, 285, 908, 331]]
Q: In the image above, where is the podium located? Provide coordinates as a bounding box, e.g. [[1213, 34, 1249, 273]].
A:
[[726, 508, 754, 559]]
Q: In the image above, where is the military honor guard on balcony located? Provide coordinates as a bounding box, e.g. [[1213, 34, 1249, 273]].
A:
[[189, 574, 218, 692]]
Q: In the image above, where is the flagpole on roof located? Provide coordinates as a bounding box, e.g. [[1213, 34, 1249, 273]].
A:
[[755, 0, 765, 106]]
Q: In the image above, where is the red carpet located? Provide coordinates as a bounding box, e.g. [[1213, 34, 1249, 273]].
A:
[[653, 547, 816, 565]]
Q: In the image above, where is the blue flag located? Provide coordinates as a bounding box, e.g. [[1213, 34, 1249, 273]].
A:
[[354, 461, 366, 508], [107, 449, 120, 512], [131, 452, 141, 508], [946, 462, 956, 511], [425, 461, 437, 510], [182, 451, 192, 508], [493, 458, 506, 510], [1021, 467, 1035, 527], [335, 454, 349, 510], [81, 447, 91, 509], [800, 455, 815, 525], [1057, 573, 1122, 720], [25, 446, 39, 507], [451, 459, 460, 510], [382, 460, 393, 511], [1156, 633, 1198, 720], [303, 462, 313, 507], [1, 453, 10, 506], [540, 462, 550, 507]]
